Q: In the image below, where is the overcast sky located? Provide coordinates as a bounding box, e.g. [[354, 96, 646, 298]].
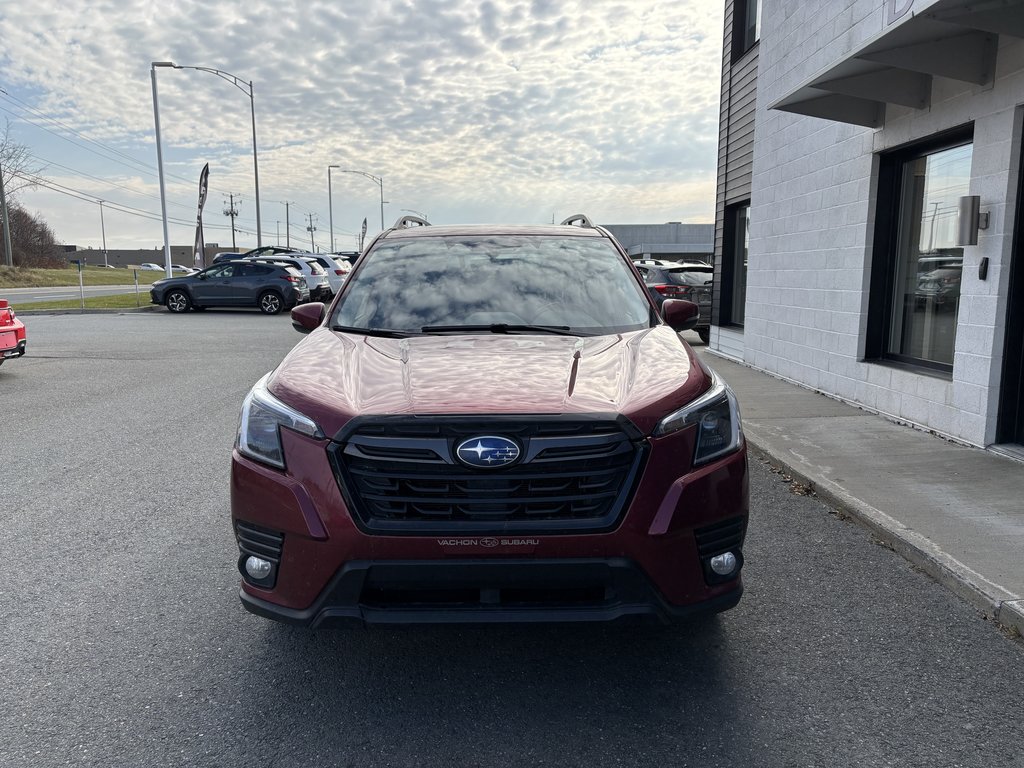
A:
[[0, 0, 724, 253]]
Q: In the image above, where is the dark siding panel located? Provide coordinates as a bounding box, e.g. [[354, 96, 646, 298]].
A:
[[713, 0, 757, 328]]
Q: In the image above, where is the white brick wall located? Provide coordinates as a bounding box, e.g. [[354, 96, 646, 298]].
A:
[[742, 0, 1024, 446]]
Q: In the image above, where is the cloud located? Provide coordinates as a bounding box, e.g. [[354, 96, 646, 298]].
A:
[[0, 0, 724, 249]]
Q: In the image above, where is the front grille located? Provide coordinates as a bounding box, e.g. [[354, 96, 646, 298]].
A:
[[329, 416, 645, 534]]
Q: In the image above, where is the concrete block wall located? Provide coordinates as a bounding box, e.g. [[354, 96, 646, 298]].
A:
[[746, 0, 1024, 446]]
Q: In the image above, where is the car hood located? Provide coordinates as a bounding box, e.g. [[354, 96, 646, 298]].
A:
[[268, 326, 709, 438]]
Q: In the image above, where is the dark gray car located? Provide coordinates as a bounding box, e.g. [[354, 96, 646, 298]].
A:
[[636, 262, 713, 343], [150, 261, 309, 315]]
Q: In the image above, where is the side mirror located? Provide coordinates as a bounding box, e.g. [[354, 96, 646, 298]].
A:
[[661, 299, 700, 332], [291, 302, 326, 334], [197, 272, 208, 280]]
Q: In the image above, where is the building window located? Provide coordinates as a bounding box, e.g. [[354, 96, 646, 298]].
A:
[[733, 0, 761, 60], [722, 202, 749, 327], [868, 131, 973, 372]]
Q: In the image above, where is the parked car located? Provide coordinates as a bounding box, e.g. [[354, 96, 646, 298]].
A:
[[246, 255, 331, 301], [635, 262, 714, 343], [329, 251, 361, 266], [150, 260, 308, 314], [138, 263, 163, 271], [915, 253, 963, 309], [301, 253, 352, 296], [171, 264, 197, 274], [0, 299, 27, 367], [633, 257, 711, 268], [213, 245, 301, 264], [231, 215, 747, 627]]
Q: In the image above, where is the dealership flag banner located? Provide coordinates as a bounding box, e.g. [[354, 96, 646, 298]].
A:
[[194, 163, 210, 267], [360, 217, 367, 251]]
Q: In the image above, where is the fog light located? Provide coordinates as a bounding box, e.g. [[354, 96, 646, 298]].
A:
[[245, 556, 273, 580], [709, 552, 738, 576]]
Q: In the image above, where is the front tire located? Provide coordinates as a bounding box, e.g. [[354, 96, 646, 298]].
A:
[[166, 290, 192, 313], [259, 291, 283, 315]]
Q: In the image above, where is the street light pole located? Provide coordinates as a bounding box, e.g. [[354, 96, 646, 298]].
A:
[[328, 164, 340, 253], [99, 200, 108, 267], [163, 63, 263, 247], [150, 61, 174, 279], [340, 169, 384, 230], [248, 79, 262, 248]]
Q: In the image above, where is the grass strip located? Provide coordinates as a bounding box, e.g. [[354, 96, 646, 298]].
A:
[[0, 266, 162, 289], [10, 293, 155, 311]]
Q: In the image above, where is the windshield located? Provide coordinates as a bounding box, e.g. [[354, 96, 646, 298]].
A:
[[332, 235, 652, 335]]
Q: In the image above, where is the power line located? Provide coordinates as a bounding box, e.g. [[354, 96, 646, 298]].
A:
[[0, 92, 164, 179], [0, 92, 261, 218], [13, 170, 255, 235]]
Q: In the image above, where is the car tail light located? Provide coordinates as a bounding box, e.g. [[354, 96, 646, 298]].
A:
[[280, 275, 303, 283], [334, 269, 345, 275], [653, 284, 693, 299]]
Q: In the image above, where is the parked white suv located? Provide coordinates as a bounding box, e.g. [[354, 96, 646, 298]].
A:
[[302, 254, 352, 297]]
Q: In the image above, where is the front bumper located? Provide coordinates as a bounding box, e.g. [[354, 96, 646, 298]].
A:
[[240, 558, 742, 627], [232, 423, 748, 627]]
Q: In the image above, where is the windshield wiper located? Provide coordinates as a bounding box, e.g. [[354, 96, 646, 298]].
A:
[[420, 323, 585, 337], [330, 325, 415, 338]]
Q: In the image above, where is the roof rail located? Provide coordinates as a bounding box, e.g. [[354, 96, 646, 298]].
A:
[[393, 215, 430, 229], [560, 214, 594, 228]]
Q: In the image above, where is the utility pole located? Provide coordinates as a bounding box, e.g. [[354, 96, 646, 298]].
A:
[[276, 220, 280, 246], [0, 161, 12, 267], [224, 194, 241, 250], [275, 201, 295, 247], [306, 213, 317, 252], [99, 200, 108, 267]]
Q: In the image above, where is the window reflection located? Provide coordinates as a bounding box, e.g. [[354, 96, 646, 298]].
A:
[[889, 142, 971, 366], [333, 236, 652, 334]]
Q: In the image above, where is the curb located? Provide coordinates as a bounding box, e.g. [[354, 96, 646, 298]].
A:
[[745, 438, 1024, 640]]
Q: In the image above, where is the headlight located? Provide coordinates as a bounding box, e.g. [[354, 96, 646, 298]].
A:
[[236, 373, 323, 469], [654, 370, 743, 466]]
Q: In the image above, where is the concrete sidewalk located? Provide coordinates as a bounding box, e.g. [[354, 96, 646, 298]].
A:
[[700, 349, 1024, 638]]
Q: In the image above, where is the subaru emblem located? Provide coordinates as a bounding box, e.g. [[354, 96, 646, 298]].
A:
[[455, 436, 521, 469]]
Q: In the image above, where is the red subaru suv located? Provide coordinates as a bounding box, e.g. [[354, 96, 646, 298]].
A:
[[231, 216, 748, 626]]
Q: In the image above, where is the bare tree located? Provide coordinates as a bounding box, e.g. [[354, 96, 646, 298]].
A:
[[1, 120, 51, 267], [0, 119, 43, 199], [5, 206, 62, 268]]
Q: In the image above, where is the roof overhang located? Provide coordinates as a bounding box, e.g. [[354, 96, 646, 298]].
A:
[[770, 0, 1024, 128]]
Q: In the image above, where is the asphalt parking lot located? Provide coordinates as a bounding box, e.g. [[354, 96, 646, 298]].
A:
[[2, 312, 1022, 768]]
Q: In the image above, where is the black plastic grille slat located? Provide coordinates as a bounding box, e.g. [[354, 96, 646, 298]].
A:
[[235, 521, 284, 561], [694, 517, 746, 557], [330, 417, 645, 534]]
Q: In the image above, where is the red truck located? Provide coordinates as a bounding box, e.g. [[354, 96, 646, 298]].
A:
[[0, 299, 26, 367]]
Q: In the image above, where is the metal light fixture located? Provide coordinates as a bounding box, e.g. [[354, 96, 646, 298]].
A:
[[339, 169, 385, 230], [150, 59, 264, 280], [328, 165, 340, 252]]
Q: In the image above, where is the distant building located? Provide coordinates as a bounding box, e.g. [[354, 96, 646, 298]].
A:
[[602, 223, 713, 262], [62, 245, 238, 269]]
